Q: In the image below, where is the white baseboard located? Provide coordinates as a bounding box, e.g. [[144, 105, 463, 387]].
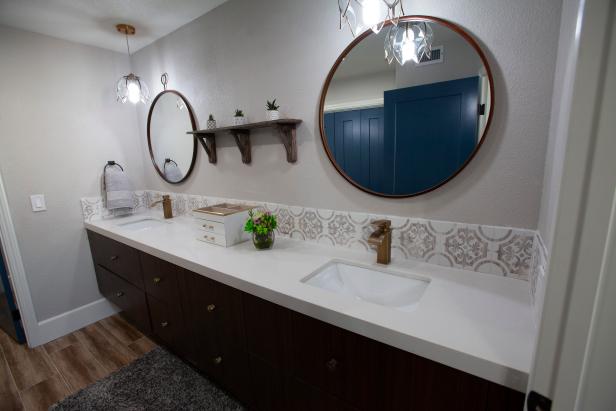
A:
[[31, 298, 119, 347]]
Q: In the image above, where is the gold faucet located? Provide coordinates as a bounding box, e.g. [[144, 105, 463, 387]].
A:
[[368, 219, 392, 264], [150, 195, 173, 219]]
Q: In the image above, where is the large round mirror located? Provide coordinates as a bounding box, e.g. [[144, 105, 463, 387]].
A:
[[319, 16, 494, 197], [147, 90, 197, 184]]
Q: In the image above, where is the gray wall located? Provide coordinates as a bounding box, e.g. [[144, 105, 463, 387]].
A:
[[538, 0, 582, 252], [133, 0, 562, 229], [0, 26, 145, 321]]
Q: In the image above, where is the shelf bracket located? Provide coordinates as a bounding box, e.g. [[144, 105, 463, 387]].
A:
[[277, 123, 298, 163], [194, 133, 217, 164], [231, 130, 251, 164]]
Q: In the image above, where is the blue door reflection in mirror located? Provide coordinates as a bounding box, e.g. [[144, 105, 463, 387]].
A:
[[325, 108, 385, 192], [320, 16, 493, 197], [385, 76, 479, 194]]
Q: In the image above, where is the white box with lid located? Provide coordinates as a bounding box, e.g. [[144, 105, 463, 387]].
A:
[[192, 203, 255, 247]]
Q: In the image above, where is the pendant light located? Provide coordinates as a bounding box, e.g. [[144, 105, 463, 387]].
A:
[[115, 24, 149, 104]]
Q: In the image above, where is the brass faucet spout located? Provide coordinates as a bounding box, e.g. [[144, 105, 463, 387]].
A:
[[150, 195, 173, 219], [368, 219, 392, 264]]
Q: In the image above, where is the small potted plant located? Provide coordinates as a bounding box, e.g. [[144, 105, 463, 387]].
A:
[[266, 99, 281, 121], [233, 109, 247, 125], [207, 114, 216, 129], [244, 209, 277, 250]]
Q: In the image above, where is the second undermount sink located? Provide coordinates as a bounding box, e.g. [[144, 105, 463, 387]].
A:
[[117, 217, 167, 231], [302, 261, 430, 312]]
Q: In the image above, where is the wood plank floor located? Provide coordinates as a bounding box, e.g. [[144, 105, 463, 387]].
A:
[[0, 315, 157, 411]]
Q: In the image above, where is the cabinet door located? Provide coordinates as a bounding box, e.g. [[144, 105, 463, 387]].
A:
[[242, 293, 287, 368], [147, 295, 189, 357], [185, 271, 245, 349], [248, 353, 286, 411], [285, 377, 357, 411], [386, 346, 490, 411]]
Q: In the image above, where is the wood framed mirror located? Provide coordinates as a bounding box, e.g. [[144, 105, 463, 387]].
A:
[[319, 16, 494, 198], [147, 90, 197, 184]]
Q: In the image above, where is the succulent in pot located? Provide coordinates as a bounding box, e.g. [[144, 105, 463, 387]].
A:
[[207, 113, 217, 129], [233, 109, 247, 125], [266, 99, 281, 121], [244, 209, 277, 250]]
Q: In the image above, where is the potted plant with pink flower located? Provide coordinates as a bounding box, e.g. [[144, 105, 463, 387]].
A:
[[244, 209, 277, 250]]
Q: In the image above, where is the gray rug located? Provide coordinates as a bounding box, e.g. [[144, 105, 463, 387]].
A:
[[50, 347, 245, 411]]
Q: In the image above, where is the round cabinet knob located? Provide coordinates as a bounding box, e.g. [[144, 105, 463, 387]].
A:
[[206, 304, 216, 312], [213, 356, 223, 365], [160, 321, 169, 328], [115, 291, 124, 297], [326, 358, 338, 372], [110, 255, 119, 261], [153, 277, 162, 284]]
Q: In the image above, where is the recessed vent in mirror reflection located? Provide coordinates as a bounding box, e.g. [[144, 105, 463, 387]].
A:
[[321, 17, 493, 197]]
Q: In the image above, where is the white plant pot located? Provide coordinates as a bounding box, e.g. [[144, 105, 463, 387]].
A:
[[233, 116, 248, 126], [266, 110, 280, 121], [207, 120, 217, 129]]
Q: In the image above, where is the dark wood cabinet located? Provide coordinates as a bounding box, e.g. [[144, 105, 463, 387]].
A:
[[87, 229, 526, 411]]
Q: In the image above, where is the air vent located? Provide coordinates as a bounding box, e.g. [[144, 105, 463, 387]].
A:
[[418, 46, 443, 65]]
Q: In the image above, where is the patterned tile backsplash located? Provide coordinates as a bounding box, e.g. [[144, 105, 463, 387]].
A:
[[81, 190, 541, 282]]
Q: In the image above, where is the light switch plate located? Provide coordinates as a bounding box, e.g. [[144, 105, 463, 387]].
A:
[[30, 194, 46, 212]]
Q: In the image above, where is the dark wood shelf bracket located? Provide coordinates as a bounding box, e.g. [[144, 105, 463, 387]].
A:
[[277, 123, 298, 163], [194, 132, 217, 164], [231, 130, 252, 164]]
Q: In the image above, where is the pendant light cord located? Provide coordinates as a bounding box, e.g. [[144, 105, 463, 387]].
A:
[[125, 32, 131, 56]]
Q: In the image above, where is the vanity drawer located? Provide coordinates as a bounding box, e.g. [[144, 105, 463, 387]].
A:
[[195, 219, 225, 235], [196, 231, 227, 247], [95, 265, 150, 334], [87, 230, 143, 288], [140, 252, 180, 302]]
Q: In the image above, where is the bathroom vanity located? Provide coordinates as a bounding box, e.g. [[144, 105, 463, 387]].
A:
[[85, 214, 530, 410]]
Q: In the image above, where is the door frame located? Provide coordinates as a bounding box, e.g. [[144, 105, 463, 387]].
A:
[[528, 0, 616, 408], [0, 170, 39, 345]]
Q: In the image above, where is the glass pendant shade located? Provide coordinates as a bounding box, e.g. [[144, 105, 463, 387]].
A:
[[338, 0, 405, 37], [116, 73, 150, 104], [384, 22, 434, 66]]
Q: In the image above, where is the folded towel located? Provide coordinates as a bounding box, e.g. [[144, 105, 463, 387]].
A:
[[104, 166, 134, 212], [164, 161, 183, 183]]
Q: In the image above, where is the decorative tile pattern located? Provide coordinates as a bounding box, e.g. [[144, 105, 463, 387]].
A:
[[445, 228, 489, 267], [80, 190, 537, 281], [399, 222, 436, 258]]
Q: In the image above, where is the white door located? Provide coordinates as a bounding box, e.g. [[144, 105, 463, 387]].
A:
[[528, 1, 616, 409]]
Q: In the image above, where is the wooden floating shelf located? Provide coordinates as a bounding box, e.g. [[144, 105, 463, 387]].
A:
[[187, 119, 302, 164]]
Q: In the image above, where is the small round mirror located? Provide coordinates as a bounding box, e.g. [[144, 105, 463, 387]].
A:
[[147, 90, 197, 184], [320, 16, 494, 197]]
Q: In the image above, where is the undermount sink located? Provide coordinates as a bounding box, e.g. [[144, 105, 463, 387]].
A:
[[302, 261, 429, 312], [117, 217, 166, 231]]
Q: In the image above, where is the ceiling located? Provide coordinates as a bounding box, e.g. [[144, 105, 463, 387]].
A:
[[0, 0, 228, 53]]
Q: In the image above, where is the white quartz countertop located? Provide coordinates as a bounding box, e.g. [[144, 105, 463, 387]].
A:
[[85, 213, 535, 392]]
